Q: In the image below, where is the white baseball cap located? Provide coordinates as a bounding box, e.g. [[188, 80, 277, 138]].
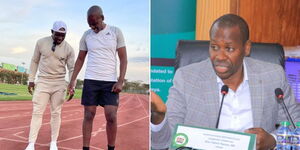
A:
[[52, 21, 67, 33]]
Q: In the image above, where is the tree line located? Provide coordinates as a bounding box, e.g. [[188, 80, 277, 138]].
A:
[[0, 68, 28, 85], [0, 68, 149, 94], [76, 79, 149, 94]]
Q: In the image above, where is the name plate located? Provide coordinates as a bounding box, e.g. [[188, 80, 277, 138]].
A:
[[171, 124, 256, 150]]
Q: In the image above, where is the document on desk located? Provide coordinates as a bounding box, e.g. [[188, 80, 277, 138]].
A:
[[171, 124, 256, 150]]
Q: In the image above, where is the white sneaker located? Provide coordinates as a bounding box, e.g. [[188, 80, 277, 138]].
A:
[[25, 142, 35, 150], [50, 141, 58, 150]]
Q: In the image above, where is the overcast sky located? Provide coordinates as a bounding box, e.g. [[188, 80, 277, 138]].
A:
[[0, 0, 149, 83]]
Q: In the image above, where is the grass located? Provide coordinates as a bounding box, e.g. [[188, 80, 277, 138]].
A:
[[0, 83, 82, 101]]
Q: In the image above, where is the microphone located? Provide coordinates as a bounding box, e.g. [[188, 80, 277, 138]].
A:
[[216, 85, 229, 128], [275, 88, 296, 129]]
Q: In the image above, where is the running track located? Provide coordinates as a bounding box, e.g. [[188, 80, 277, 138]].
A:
[[0, 93, 149, 150]]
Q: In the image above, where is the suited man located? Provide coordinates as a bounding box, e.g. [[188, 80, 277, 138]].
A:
[[151, 14, 300, 150]]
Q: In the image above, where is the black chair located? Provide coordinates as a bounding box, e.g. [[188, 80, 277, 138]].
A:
[[174, 40, 285, 71]]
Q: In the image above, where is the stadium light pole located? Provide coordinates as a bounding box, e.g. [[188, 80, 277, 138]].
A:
[[21, 62, 25, 85]]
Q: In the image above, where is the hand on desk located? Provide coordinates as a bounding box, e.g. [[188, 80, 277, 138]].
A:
[[151, 91, 167, 125], [245, 128, 276, 150]]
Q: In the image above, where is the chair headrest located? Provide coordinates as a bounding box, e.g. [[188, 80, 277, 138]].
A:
[[175, 40, 285, 70]]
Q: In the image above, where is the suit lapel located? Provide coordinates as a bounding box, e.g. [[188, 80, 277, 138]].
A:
[[209, 79, 220, 128], [201, 59, 220, 127], [245, 58, 264, 127]]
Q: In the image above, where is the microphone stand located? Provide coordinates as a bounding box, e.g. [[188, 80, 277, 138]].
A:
[[280, 99, 296, 129], [275, 88, 296, 129], [215, 93, 226, 129]]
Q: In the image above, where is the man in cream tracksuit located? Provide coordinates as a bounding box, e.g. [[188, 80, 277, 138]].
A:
[[25, 21, 75, 150]]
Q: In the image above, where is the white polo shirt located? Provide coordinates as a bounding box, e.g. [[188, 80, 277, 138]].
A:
[[79, 24, 125, 81]]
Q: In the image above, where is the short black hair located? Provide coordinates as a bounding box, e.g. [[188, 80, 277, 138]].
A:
[[209, 14, 249, 44], [87, 5, 103, 16]]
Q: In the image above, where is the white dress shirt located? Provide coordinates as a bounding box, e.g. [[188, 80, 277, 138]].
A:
[[217, 62, 254, 132]]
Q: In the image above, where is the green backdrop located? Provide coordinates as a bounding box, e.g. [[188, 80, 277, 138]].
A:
[[151, 0, 196, 102]]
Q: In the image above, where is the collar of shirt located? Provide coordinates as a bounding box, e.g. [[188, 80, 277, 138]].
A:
[[91, 24, 109, 35]]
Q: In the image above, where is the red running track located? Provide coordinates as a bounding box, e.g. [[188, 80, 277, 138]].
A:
[[0, 93, 149, 150]]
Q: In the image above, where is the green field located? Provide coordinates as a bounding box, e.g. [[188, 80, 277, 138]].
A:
[[0, 83, 82, 101]]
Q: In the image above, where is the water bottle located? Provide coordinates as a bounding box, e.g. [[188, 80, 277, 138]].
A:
[[292, 122, 300, 150], [277, 121, 292, 150]]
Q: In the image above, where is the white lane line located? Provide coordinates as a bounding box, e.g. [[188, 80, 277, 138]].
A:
[[89, 145, 104, 150], [136, 95, 148, 115], [0, 95, 132, 119], [0, 104, 143, 131], [57, 115, 148, 143], [13, 131, 27, 140], [0, 95, 130, 110], [138, 95, 149, 102], [0, 137, 100, 150], [118, 95, 136, 110], [0, 109, 83, 119]]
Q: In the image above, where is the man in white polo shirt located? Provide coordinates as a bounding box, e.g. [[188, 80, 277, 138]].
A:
[[68, 5, 127, 150], [25, 21, 75, 150]]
